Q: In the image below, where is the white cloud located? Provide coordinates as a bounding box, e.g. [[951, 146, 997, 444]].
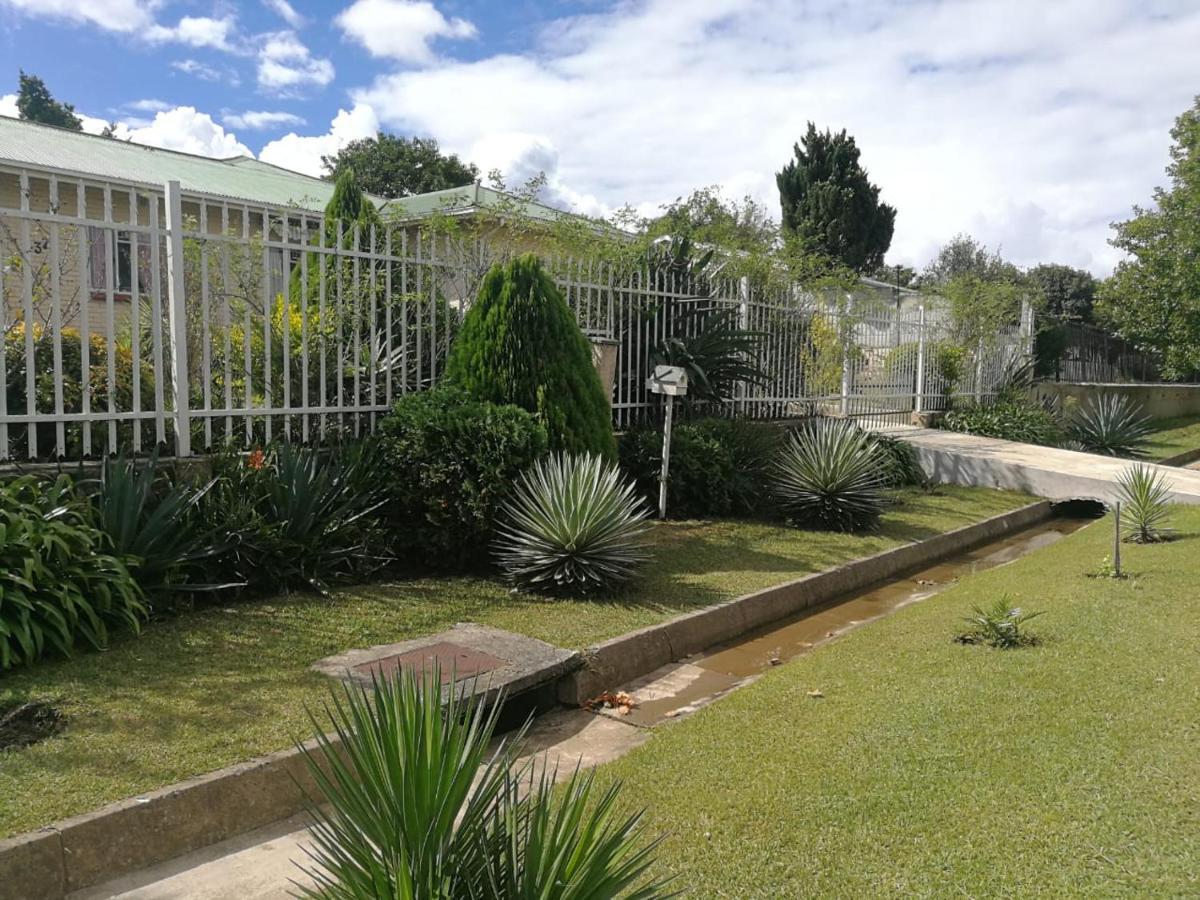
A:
[[336, 0, 476, 64], [0, 94, 17, 118], [108, 107, 252, 158], [259, 103, 379, 177], [262, 0, 304, 28], [257, 32, 335, 94], [0, 0, 156, 33], [224, 109, 306, 130], [147, 16, 236, 51], [124, 99, 171, 113], [468, 132, 605, 216], [352, 0, 1200, 275], [171, 59, 239, 85]]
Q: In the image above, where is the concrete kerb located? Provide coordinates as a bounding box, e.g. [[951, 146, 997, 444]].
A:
[[559, 500, 1054, 705], [1159, 447, 1200, 468]]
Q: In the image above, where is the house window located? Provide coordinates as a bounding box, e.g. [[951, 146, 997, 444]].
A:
[[88, 227, 150, 297]]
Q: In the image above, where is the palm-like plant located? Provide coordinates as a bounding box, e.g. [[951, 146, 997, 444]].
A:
[[1115, 463, 1174, 543], [772, 418, 885, 532], [1068, 394, 1151, 457], [651, 306, 768, 405], [957, 597, 1043, 649], [90, 450, 235, 598], [494, 453, 651, 595], [296, 666, 670, 899]]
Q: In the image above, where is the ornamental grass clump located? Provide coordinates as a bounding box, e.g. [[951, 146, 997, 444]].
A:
[[1115, 463, 1174, 543], [296, 664, 670, 899], [1068, 394, 1151, 457], [495, 453, 652, 596], [771, 418, 885, 532]]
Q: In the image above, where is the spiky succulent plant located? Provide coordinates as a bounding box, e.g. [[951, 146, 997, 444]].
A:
[[1115, 463, 1174, 543], [1068, 394, 1151, 457], [494, 453, 652, 595], [772, 418, 885, 532]]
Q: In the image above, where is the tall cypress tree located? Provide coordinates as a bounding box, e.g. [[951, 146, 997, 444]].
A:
[[15, 71, 83, 131], [776, 123, 896, 272], [446, 254, 615, 459]]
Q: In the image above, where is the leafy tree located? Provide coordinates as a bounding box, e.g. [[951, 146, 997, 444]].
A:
[[322, 132, 478, 199], [1098, 96, 1200, 379], [446, 254, 615, 458], [16, 71, 82, 131], [923, 234, 1020, 285], [644, 187, 777, 253], [1026, 263, 1097, 322], [776, 123, 896, 271]]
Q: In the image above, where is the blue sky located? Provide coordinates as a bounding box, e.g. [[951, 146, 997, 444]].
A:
[[1, 0, 1198, 274]]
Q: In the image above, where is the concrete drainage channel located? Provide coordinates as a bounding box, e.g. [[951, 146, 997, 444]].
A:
[[3, 499, 1098, 899]]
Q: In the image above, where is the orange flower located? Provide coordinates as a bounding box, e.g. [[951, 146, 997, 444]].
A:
[[246, 448, 266, 471]]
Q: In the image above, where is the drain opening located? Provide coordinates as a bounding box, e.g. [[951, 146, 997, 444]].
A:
[[1051, 498, 1106, 519]]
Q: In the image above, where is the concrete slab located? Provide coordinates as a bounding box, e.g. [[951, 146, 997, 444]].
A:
[[871, 424, 1200, 505], [312, 623, 581, 706]]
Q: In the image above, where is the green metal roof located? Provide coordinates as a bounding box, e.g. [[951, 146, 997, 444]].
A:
[[0, 115, 382, 212]]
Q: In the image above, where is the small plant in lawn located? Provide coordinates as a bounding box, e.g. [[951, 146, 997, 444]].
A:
[[1068, 394, 1152, 457], [956, 597, 1044, 648], [772, 418, 885, 532], [495, 453, 652, 595], [296, 665, 670, 899], [1087, 555, 1128, 580], [1115, 464, 1174, 543]]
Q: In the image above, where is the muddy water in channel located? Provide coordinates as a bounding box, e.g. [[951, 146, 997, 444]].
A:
[[617, 516, 1095, 727]]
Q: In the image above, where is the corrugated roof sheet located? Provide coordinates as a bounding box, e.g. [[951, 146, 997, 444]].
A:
[[0, 115, 378, 212]]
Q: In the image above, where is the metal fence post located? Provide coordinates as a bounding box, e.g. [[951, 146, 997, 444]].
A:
[[737, 275, 750, 416], [839, 296, 851, 417], [915, 304, 926, 413], [164, 180, 191, 457]]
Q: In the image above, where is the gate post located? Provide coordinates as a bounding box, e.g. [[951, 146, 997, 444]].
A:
[[737, 275, 750, 417], [839, 295, 851, 417], [164, 180, 191, 457], [915, 304, 926, 413]]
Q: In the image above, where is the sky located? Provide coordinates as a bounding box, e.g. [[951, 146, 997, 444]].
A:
[[0, 0, 1197, 276]]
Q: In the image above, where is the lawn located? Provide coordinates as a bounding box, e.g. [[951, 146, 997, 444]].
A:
[[597, 507, 1200, 897], [0, 485, 1030, 838], [1144, 415, 1200, 460]]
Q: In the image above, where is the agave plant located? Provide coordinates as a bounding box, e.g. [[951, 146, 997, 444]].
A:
[[1115, 463, 1174, 543], [1068, 394, 1151, 457], [772, 418, 885, 532], [957, 597, 1043, 649], [494, 453, 652, 595], [651, 305, 769, 405], [297, 665, 670, 899], [90, 450, 236, 598]]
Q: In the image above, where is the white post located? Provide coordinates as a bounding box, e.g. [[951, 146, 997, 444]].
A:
[[737, 275, 750, 416], [915, 303, 927, 414], [974, 336, 984, 404], [1113, 501, 1121, 576], [839, 300, 851, 417], [659, 393, 674, 519], [164, 180, 191, 457]]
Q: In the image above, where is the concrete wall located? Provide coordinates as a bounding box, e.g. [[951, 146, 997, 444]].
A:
[[1034, 381, 1200, 420]]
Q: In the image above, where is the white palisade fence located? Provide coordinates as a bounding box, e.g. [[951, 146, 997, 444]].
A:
[[0, 170, 1033, 462]]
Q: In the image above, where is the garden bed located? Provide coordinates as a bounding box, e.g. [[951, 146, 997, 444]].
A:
[[0, 485, 1030, 838], [595, 507, 1200, 896]]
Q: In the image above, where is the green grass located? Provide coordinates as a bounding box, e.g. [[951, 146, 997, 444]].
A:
[[597, 508, 1200, 898], [1143, 415, 1200, 460], [0, 485, 1029, 838]]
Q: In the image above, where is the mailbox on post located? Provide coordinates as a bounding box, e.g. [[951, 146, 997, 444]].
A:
[[646, 365, 689, 519]]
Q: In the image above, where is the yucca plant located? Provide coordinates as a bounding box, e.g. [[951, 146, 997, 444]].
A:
[[957, 596, 1043, 649], [1115, 463, 1174, 543], [296, 665, 671, 899], [494, 453, 652, 596], [1068, 394, 1151, 457], [90, 450, 235, 599], [772, 418, 885, 532]]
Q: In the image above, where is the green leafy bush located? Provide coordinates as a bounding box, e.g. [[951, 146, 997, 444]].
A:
[[956, 597, 1043, 648], [1115, 464, 1174, 543], [0, 475, 144, 669], [771, 418, 885, 532], [446, 254, 615, 458], [1068, 394, 1151, 457], [618, 417, 781, 519], [495, 453, 651, 595], [377, 388, 548, 569], [297, 665, 669, 899], [942, 400, 1063, 446], [200, 443, 389, 593], [873, 433, 928, 488]]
